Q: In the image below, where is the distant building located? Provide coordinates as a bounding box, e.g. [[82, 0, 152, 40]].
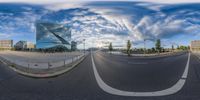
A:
[[190, 40, 200, 52], [35, 21, 71, 50], [14, 41, 27, 50], [0, 40, 13, 50], [27, 42, 35, 49], [71, 41, 77, 51]]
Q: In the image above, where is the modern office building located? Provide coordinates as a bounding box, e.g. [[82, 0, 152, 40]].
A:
[[14, 41, 27, 50], [71, 41, 77, 51], [0, 40, 13, 50], [36, 21, 71, 50], [190, 40, 200, 52]]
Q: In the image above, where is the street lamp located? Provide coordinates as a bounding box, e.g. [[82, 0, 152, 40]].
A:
[[83, 39, 85, 55], [144, 39, 146, 54]]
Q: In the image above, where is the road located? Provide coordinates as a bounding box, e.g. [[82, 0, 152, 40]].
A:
[[0, 51, 200, 100]]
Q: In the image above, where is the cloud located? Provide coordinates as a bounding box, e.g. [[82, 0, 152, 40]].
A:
[[0, 3, 49, 43], [1, 0, 200, 4], [45, 2, 83, 11], [1, 2, 200, 48], [0, 33, 12, 39], [141, 0, 200, 4]]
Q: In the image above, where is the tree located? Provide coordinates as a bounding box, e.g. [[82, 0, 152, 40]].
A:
[[179, 45, 189, 50], [109, 42, 113, 54], [151, 47, 156, 53], [127, 40, 131, 56], [155, 39, 161, 53]]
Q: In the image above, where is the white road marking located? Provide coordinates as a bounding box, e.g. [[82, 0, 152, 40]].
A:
[[91, 52, 191, 97], [182, 53, 190, 79]]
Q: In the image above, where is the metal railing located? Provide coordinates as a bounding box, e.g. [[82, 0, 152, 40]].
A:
[[0, 51, 86, 74]]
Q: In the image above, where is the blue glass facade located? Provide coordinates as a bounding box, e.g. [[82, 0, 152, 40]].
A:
[[36, 22, 71, 49]]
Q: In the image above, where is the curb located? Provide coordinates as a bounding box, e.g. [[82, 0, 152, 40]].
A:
[[0, 54, 87, 78]]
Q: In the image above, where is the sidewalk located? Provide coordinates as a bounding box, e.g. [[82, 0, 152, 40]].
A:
[[0, 51, 87, 78], [193, 52, 200, 59], [191, 52, 200, 83]]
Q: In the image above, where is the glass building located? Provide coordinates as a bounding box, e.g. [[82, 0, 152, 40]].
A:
[[36, 22, 71, 50], [71, 41, 77, 51]]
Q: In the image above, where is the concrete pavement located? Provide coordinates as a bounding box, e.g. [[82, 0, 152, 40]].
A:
[[0, 51, 86, 77], [0, 51, 84, 69]]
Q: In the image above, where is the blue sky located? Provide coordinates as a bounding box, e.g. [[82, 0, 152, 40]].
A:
[[0, 1, 200, 49]]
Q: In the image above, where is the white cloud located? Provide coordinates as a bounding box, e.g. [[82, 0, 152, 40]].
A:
[[0, 0, 82, 4], [45, 2, 83, 11], [135, 2, 164, 11], [141, 0, 200, 4], [1, 0, 200, 4], [57, 5, 200, 48], [0, 33, 12, 39], [1, 1, 200, 48]]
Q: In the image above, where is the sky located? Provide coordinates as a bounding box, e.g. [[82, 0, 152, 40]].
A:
[[0, 0, 200, 49], [1, 0, 200, 4]]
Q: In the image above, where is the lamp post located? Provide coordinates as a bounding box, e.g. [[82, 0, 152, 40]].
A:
[[144, 39, 146, 54], [83, 39, 85, 55]]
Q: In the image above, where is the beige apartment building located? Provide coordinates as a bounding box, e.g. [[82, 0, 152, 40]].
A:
[[0, 40, 13, 50], [190, 40, 200, 52], [27, 42, 35, 49]]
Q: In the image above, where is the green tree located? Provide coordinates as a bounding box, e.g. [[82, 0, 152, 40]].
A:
[[109, 42, 113, 53], [151, 47, 156, 53], [155, 39, 161, 53], [179, 45, 189, 50], [127, 40, 131, 56]]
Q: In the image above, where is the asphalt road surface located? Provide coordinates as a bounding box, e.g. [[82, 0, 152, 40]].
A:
[[0, 51, 200, 100]]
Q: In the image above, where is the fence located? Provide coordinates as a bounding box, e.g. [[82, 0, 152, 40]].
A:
[[0, 51, 86, 74]]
